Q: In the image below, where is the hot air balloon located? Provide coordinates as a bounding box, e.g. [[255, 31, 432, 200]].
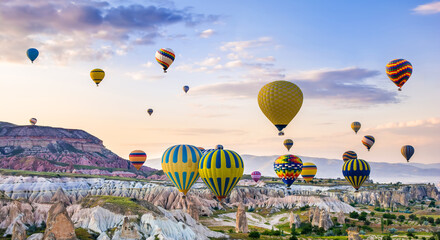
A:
[[274, 154, 303, 189], [129, 150, 147, 170], [386, 59, 412, 91], [162, 144, 202, 196], [183, 85, 189, 93], [251, 171, 261, 183], [343, 151, 357, 162], [284, 139, 294, 151], [362, 135, 375, 151], [342, 158, 370, 191], [301, 162, 317, 183], [198, 147, 244, 201], [90, 68, 105, 86], [197, 147, 205, 151], [216, 144, 224, 150], [258, 81, 303, 136], [26, 48, 39, 63], [401, 145, 415, 162], [155, 48, 175, 73], [29, 118, 37, 126], [351, 122, 361, 134], [147, 108, 153, 116]]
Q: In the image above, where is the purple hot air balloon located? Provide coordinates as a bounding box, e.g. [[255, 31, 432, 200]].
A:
[[251, 171, 261, 183]]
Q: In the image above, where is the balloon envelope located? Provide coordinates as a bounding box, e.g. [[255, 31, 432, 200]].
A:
[[183, 85, 189, 93], [155, 48, 175, 73], [147, 109, 153, 116], [342, 158, 370, 191], [283, 139, 294, 151], [274, 154, 303, 188], [251, 171, 261, 183], [343, 151, 357, 162], [258, 81, 303, 135], [29, 118, 37, 125], [90, 69, 105, 86], [26, 48, 39, 63], [401, 145, 415, 162], [301, 162, 317, 183], [351, 122, 361, 134], [161, 144, 202, 195], [362, 135, 375, 151], [129, 150, 147, 170], [199, 148, 244, 201], [386, 59, 412, 91]]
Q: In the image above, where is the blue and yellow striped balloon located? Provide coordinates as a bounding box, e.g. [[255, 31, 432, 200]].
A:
[[198, 148, 244, 201], [343, 151, 357, 162], [301, 162, 317, 183], [401, 145, 415, 162], [161, 144, 202, 195], [342, 158, 370, 191]]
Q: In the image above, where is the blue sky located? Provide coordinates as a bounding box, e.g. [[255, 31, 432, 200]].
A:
[[0, 0, 439, 165]]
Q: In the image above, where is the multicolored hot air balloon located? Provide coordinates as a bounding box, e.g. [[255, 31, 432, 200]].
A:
[[386, 59, 413, 91], [342, 158, 371, 191], [197, 147, 205, 151], [362, 135, 375, 151], [90, 68, 105, 86], [343, 151, 357, 162], [274, 155, 303, 189], [258, 81, 303, 136], [351, 122, 361, 134], [129, 150, 147, 170], [155, 48, 175, 73], [251, 171, 261, 183], [301, 162, 317, 183], [147, 108, 153, 116], [284, 139, 294, 151], [199, 147, 244, 201], [401, 145, 415, 162], [26, 48, 39, 63], [183, 85, 189, 93], [162, 144, 202, 196], [29, 118, 37, 126]]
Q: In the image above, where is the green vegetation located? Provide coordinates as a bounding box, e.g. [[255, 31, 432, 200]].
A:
[[75, 228, 99, 240], [80, 196, 159, 216]]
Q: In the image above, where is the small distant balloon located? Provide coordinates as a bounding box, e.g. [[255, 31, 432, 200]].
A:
[[251, 171, 261, 183], [129, 150, 147, 170], [401, 145, 415, 162], [90, 68, 105, 86], [343, 151, 357, 162], [216, 144, 223, 150], [283, 139, 294, 151], [155, 48, 175, 73], [386, 59, 412, 91], [351, 122, 361, 134], [26, 48, 39, 63], [183, 85, 189, 93], [29, 118, 37, 126], [147, 108, 153, 116], [362, 135, 375, 151]]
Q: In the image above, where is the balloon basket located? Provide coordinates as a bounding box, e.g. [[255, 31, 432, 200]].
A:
[[278, 132, 284, 136], [398, 88, 402, 91]]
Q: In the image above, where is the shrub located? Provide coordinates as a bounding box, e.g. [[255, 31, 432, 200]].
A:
[[349, 211, 359, 219], [389, 228, 397, 234], [383, 235, 392, 240], [370, 212, 375, 216], [399, 215, 406, 222], [248, 231, 260, 239], [409, 214, 418, 221], [427, 217, 434, 224], [428, 201, 436, 208]]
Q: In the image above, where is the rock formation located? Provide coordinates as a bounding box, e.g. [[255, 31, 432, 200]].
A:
[[43, 202, 77, 240], [289, 211, 301, 229], [50, 187, 71, 205], [27, 233, 44, 240], [11, 215, 27, 240], [347, 227, 362, 240], [115, 217, 142, 240], [309, 207, 334, 230], [186, 198, 199, 221], [336, 211, 346, 225], [235, 202, 248, 233]]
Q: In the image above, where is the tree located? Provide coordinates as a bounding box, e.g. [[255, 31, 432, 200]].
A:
[[381, 217, 384, 233], [291, 225, 298, 236], [389, 228, 397, 234], [399, 215, 406, 222], [427, 217, 434, 224], [370, 212, 375, 216], [428, 201, 436, 208], [435, 218, 440, 225], [383, 235, 392, 240], [349, 211, 359, 219], [248, 231, 260, 239], [409, 214, 418, 221]]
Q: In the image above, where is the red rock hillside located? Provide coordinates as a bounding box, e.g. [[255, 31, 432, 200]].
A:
[[0, 121, 159, 177]]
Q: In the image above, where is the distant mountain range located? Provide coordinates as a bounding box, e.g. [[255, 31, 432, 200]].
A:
[[0, 121, 157, 178], [147, 154, 440, 184]]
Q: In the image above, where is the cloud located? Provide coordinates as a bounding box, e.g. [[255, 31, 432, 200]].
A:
[[191, 67, 399, 105], [126, 71, 164, 81], [176, 57, 222, 72], [413, 1, 440, 14], [220, 37, 272, 52], [372, 118, 440, 130], [199, 29, 215, 38], [0, 0, 218, 63]]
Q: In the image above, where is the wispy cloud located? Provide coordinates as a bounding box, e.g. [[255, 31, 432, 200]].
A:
[[191, 67, 399, 105], [220, 37, 272, 52], [371, 118, 440, 130], [0, 0, 218, 63], [413, 1, 440, 15], [199, 29, 215, 38]]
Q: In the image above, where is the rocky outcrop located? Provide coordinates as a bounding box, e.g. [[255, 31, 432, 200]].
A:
[[113, 217, 142, 240], [11, 215, 27, 240], [43, 202, 77, 240], [309, 207, 334, 230], [236, 203, 248, 233], [186, 198, 200, 221], [336, 211, 345, 225], [289, 211, 300, 229], [347, 227, 362, 240], [50, 188, 71, 205], [27, 233, 44, 240]]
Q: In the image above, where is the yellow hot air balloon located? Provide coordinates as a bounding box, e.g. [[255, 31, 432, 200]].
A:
[[198, 147, 244, 201], [161, 144, 202, 196], [284, 139, 294, 151], [351, 122, 361, 134], [301, 162, 317, 183], [258, 81, 303, 136], [129, 150, 147, 170], [90, 68, 105, 86]]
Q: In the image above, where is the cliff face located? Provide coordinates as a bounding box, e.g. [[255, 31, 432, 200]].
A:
[[0, 121, 155, 174]]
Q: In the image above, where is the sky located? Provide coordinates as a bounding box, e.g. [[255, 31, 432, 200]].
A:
[[0, 0, 439, 165]]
